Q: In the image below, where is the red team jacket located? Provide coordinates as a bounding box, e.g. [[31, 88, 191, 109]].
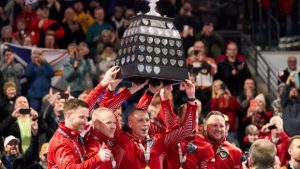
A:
[[160, 100, 215, 169], [48, 123, 102, 169], [207, 137, 243, 169], [115, 102, 197, 169]]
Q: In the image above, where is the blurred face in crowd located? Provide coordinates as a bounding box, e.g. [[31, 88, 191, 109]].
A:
[[23, 4, 33, 13], [14, 96, 29, 110], [226, 43, 238, 58], [31, 50, 44, 64], [288, 138, 300, 162], [16, 20, 26, 31], [256, 99, 265, 112], [287, 56, 297, 70], [65, 106, 89, 133], [44, 34, 55, 48], [244, 79, 255, 91], [289, 87, 299, 100], [128, 110, 150, 141], [114, 6, 123, 19], [23, 36, 33, 46], [5, 140, 20, 156], [64, 8, 75, 21], [94, 8, 105, 22], [193, 41, 205, 56], [4, 50, 14, 63], [102, 30, 112, 43], [93, 108, 116, 138], [73, 2, 84, 12], [125, 8, 135, 19], [205, 114, 225, 142], [54, 99, 65, 117], [6, 86, 17, 99], [1, 27, 13, 40], [41, 8, 50, 19]]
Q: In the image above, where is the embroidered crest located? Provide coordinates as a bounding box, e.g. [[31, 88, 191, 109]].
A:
[[217, 146, 229, 160], [186, 142, 197, 153]]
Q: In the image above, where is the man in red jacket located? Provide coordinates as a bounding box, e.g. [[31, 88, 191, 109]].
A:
[[159, 85, 216, 169], [204, 111, 243, 169], [47, 66, 120, 169], [116, 79, 197, 169]]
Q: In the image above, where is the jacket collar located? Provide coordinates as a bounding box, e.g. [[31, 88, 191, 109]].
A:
[[58, 122, 80, 139]]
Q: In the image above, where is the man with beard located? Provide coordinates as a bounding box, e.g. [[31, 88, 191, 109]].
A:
[[281, 71, 300, 136], [0, 120, 39, 169], [203, 111, 242, 169], [117, 79, 197, 169]]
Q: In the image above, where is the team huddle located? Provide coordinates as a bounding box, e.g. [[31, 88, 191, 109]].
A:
[[47, 66, 242, 169]]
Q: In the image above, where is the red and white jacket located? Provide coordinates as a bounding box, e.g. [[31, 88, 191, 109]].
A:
[[47, 122, 102, 169], [160, 100, 215, 169], [116, 101, 197, 169]]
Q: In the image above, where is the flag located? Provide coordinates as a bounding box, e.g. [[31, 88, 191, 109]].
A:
[[4, 43, 69, 85]]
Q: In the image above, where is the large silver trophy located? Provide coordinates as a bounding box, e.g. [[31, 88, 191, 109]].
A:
[[116, 0, 188, 85]]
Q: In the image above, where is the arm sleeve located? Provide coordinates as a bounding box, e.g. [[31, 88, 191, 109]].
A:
[[160, 99, 177, 129], [100, 88, 131, 111], [155, 102, 197, 154], [280, 84, 291, 108], [22, 135, 39, 166], [136, 91, 154, 110], [84, 83, 106, 111]]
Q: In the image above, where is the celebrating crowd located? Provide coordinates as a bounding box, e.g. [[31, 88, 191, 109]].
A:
[[1, 0, 300, 169]]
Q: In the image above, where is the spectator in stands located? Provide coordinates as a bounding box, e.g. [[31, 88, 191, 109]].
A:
[[0, 96, 38, 153], [73, 0, 94, 34], [111, 6, 125, 30], [96, 42, 117, 75], [38, 142, 49, 168], [282, 135, 300, 169], [0, 6, 9, 32], [0, 48, 24, 94], [14, 2, 36, 32], [210, 83, 240, 138], [243, 124, 259, 150], [272, 83, 285, 117], [217, 41, 245, 63], [40, 89, 65, 141], [0, 81, 18, 121], [280, 72, 300, 136], [245, 139, 276, 169], [63, 43, 89, 98], [0, 121, 39, 169], [46, 0, 62, 22], [30, 5, 64, 47], [61, 7, 86, 48], [95, 29, 118, 58], [174, 1, 199, 52], [117, 8, 134, 38], [237, 78, 257, 146], [278, 56, 298, 84], [203, 111, 243, 169], [243, 93, 273, 129], [43, 33, 58, 49], [25, 49, 54, 111], [215, 42, 251, 96], [85, 6, 114, 55], [196, 21, 224, 59], [259, 116, 289, 165], [13, 18, 38, 45], [0, 26, 19, 44], [3, 0, 24, 25]]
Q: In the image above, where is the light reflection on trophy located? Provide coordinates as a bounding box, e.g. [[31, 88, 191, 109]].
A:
[[115, 0, 188, 85]]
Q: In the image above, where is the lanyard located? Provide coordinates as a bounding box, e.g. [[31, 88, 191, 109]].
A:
[[138, 135, 151, 167], [177, 143, 186, 168], [90, 133, 116, 169], [58, 128, 86, 162]]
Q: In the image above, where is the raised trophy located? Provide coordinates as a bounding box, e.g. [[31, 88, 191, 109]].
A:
[[115, 0, 188, 85]]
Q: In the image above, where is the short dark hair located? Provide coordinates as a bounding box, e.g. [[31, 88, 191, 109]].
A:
[[3, 48, 13, 56], [63, 98, 88, 114]]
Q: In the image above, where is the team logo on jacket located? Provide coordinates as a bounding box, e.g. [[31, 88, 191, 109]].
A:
[[216, 146, 229, 160]]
